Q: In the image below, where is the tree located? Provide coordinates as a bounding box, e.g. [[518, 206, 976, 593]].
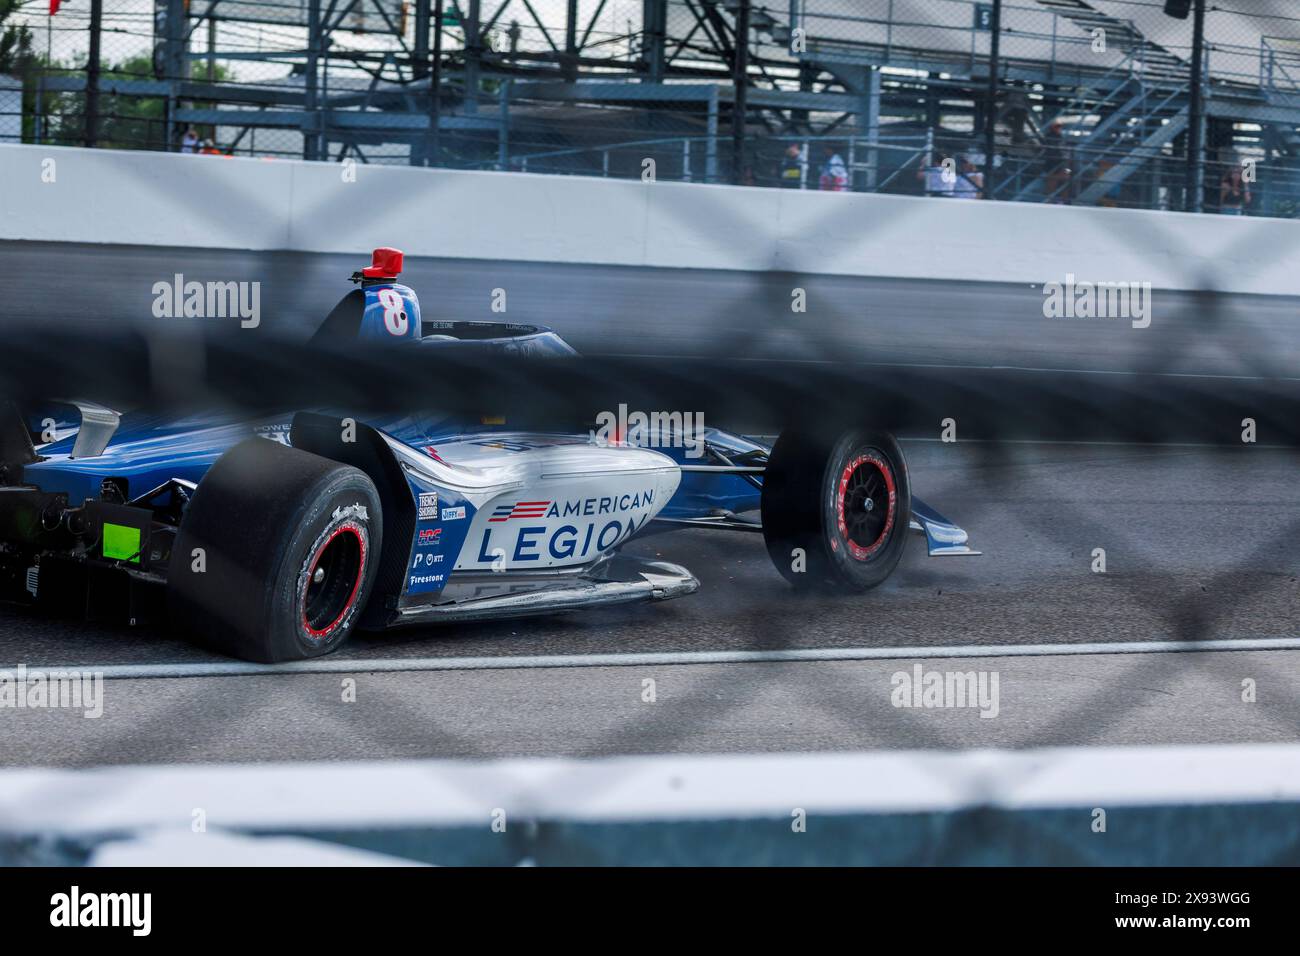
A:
[[12, 11, 233, 151], [38, 54, 171, 149], [0, 0, 34, 76], [3, 0, 36, 142], [39, 53, 233, 151]]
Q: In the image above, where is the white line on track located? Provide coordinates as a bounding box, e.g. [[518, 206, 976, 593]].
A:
[[9, 637, 1300, 681], [612, 354, 1300, 383], [897, 436, 1297, 449]]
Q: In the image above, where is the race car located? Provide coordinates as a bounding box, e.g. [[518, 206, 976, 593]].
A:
[[0, 248, 977, 662]]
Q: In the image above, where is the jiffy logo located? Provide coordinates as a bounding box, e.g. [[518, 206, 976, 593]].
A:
[[1041, 273, 1152, 328], [50, 886, 151, 936], [591, 404, 705, 458], [151, 274, 260, 328]]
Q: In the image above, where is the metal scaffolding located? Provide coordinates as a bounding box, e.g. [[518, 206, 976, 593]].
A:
[[20, 0, 1300, 213]]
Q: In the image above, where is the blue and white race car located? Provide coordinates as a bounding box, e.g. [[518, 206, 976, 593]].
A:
[[0, 248, 976, 662]]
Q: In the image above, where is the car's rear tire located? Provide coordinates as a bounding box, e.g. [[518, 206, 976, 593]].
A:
[[168, 437, 383, 662], [760, 427, 909, 591]]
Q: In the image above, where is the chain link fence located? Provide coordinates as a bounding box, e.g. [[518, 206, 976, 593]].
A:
[[0, 26, 1298, 853], [3, 1, 1300, 214]]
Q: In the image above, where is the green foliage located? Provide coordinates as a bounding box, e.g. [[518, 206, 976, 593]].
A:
[[39, 61, 170, 148], [94, 54, 168, 150], [1271, 198, 1299, 220], [0, 0, 35, 75], [38, 53, 226, 150]]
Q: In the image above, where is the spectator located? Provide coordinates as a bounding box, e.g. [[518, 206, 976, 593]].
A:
[[918, 151, 955, 198], [818, 144, 848, 192], [779, 143, 804, 188], [953, 154, 984, 199], [1043, 120, 1072, 203], [180, 126, 199, 154], [199, 138, 222, 156], [1093, 160, 1123, 207], [1220, 163, 1251, 215]]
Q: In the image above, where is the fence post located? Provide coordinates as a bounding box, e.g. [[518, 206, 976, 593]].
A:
[[33, 73, 44, 145], [162, 0, 185, 150], [464, 0, 482, 116], [497, 78, 510, 171], [732, 0, 750, 185], [863, 66, 881, 190], [1187, 0, 1206, 212], [85, 0, 102, 148], [412, 0, 430, 166], [431, 0, 445, 167], [1050, 14, 1057, 80], [886, 0, 894, 62], [304, 0, 322, 160], [706, 86, 719, 183], [983, 0, 1002, 198]]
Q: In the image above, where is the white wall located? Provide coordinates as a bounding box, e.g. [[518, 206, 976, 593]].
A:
[[2, 142, 1296, 295]]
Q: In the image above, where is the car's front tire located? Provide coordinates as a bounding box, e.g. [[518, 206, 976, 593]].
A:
[[168, 437, 383, 662], [760, 427, 910, 591]]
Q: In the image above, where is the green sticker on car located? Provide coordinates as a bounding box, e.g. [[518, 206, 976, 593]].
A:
[[102, 522, 141, 563]]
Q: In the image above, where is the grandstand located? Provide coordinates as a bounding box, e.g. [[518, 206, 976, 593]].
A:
[[12, 0, 1300, 212]]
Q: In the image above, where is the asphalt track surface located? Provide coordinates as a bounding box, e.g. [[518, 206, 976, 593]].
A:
[[2, 240, 1299, 378], [0, 242, 1295, 767], [0, 440, 1295, 766]]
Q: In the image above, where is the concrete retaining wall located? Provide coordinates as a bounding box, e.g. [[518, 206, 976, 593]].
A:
[[1, 142, 1296, 295], [2, 744, 1298, 865]]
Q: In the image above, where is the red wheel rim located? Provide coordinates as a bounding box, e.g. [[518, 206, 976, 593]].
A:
[[301, 523, 365, 639], [835, 453, 896, 561]]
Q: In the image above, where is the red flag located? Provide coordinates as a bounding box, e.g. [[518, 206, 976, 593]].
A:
[[49, 0, 62, 14]]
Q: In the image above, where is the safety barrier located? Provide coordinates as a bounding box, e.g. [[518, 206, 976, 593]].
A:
[[3, 143, 1299, 297], [2, 743, 1297, 865]]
